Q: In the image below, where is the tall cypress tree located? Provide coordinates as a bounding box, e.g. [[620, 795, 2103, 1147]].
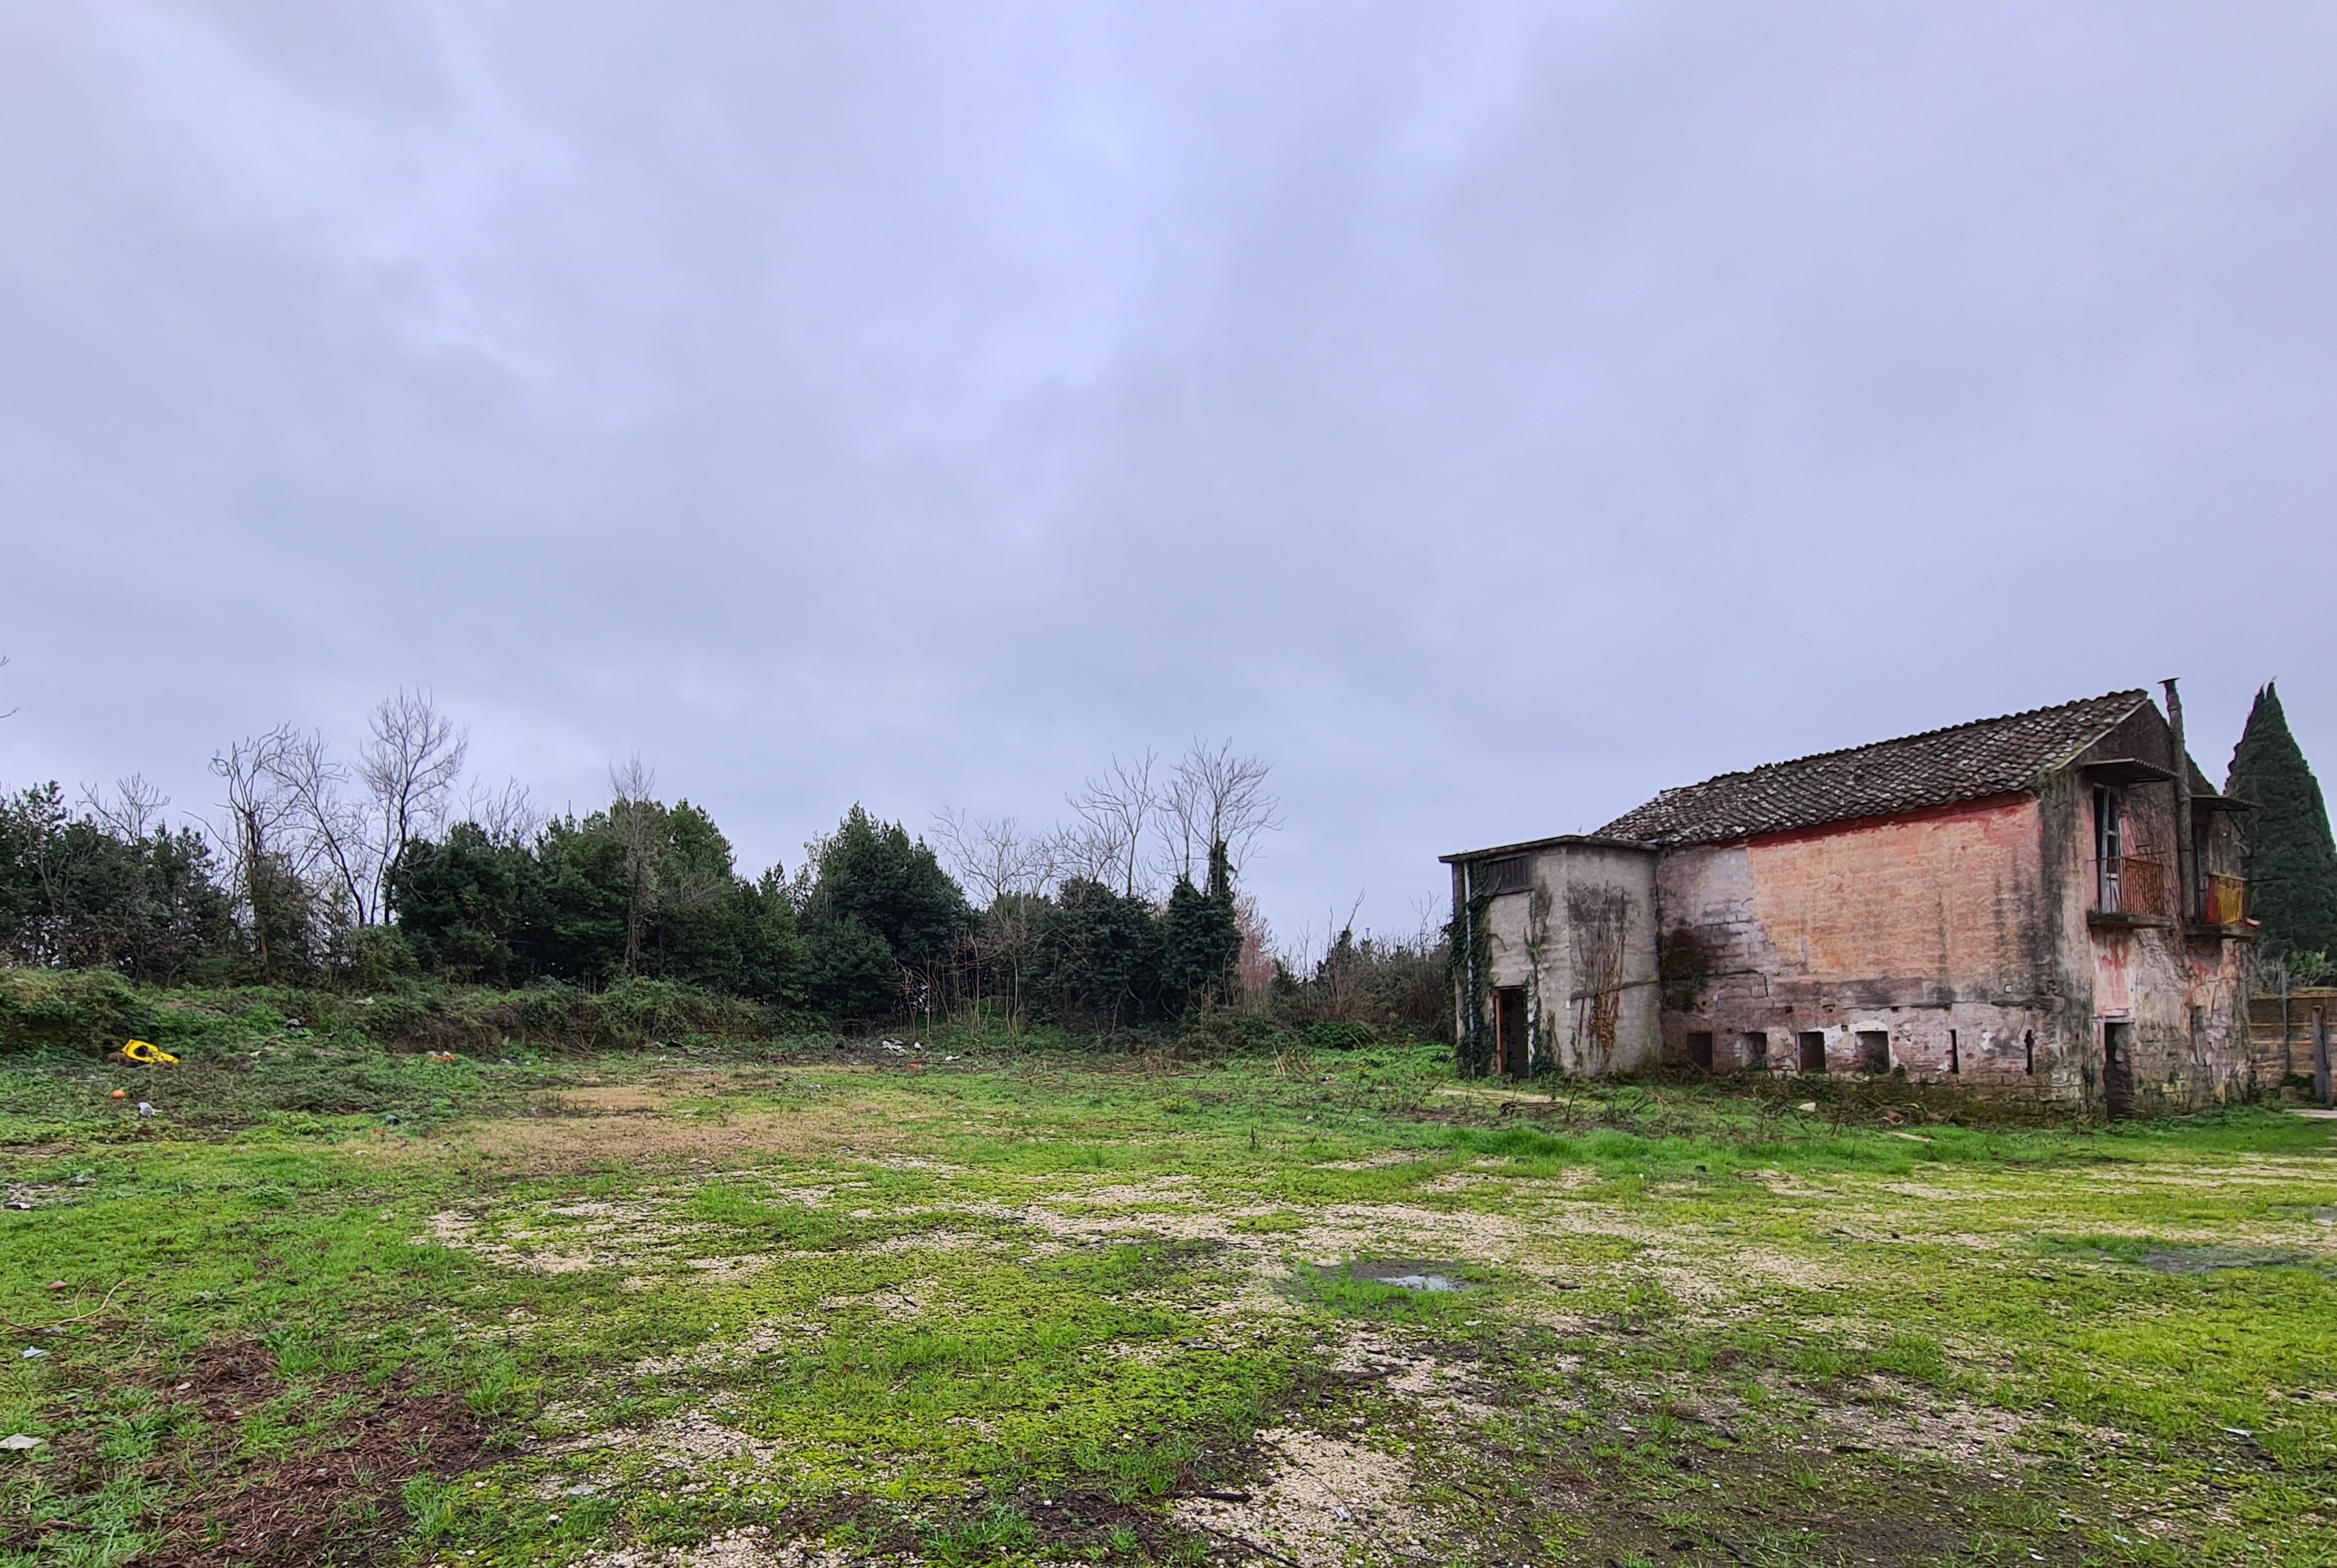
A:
[[2224, 683, 2337, 959]]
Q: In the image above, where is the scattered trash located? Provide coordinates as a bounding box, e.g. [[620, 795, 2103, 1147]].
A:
[[1797, 1100, 1819, 1113], [0, 1434, 41, 1451], [109, 1089, 127, 1100], [44, 1283, 66, 1292], [3, 1202, 29, 1212], [122, 1040, 179, 1066], [137, 1102, 155, 1117], [563, 1483, 597, 1497], [382, 1113, 402, 1125], [427, 1053, 460, 1063], [20, 1348, 48, 1360], [2224, 1425, 2256, 1437], [175, 1382, 190, 1392]]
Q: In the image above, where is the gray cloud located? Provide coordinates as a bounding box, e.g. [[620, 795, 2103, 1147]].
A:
[[3, 1, 2334, 942]]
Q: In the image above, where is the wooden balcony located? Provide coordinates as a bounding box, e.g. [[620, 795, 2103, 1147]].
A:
[[2090, 855, 2175, 930], [2200, 873, 2252, 935]]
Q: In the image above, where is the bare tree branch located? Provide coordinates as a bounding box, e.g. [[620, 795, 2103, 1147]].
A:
[[359, 689, 468, 884], [209, 727, 304, 973], [269, 729, 373, 925], [463, 775, 543, 845], [1161, 739, 1282, 884], [608, 756, 660, 976], [79, 773, 169, 840], [933, 809, 1053, 906], [1068, 749, 1159, 899]]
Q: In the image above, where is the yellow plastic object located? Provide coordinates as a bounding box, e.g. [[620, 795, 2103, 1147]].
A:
[[122, 1040, 179, 1066]]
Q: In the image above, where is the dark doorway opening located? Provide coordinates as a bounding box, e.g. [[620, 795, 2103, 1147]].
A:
[[2103, 1021, 2136, 1119], [1856, 1030, 1890, 1074], [1798, 1031, 1827, 1072], [1740, 1031, 1770, 1070], [1685, 1031, 1714, 1072], [1495, 986, 1529, 1078]]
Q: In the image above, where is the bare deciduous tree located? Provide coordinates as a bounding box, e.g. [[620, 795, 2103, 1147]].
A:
[[464, 775, 543, 845], [360, 689, 468, 881], [270, 728, 376, 924], [1161, 739, 1282, 885], [608, 755, 661, 976], [210, 727, 307, 974], [79, 773, 170, 840], [1067, 750, 1158, 898], [931, 809, 1051, 905]]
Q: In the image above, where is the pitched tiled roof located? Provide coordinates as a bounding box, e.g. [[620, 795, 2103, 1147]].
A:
[[1596, 690, 2153, 847]]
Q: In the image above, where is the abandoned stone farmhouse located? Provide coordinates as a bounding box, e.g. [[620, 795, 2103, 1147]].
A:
[[1443, 685, 2258, 1111]]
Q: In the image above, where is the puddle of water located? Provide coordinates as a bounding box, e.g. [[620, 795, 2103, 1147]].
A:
[[1348, 1259, 1475, 1293], [2143, 1245, 2319, 1274]]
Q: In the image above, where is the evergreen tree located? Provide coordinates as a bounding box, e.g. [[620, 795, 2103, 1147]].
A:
[[2224, 683, 2337, 960], [1030, 878, 1163, 1029], [802, 806, 968, 969], [1159, 840, 1241, 1015], [386, 822, 539, 984]]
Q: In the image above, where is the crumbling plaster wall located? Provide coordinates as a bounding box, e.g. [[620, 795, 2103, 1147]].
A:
[[2043, 752, 2254, 1112], [1475, 845, 1660, 1074], [1654, 796, 2059, 1086]]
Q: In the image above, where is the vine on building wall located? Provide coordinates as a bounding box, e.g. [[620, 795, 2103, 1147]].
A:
[[1568, 885, 1630, 1074], [1447, 874, 1496, 1078], [1522, 884, 1554, 1077]]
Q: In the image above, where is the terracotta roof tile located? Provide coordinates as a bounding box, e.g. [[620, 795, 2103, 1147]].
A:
[[1596, 690, 2151, 847]]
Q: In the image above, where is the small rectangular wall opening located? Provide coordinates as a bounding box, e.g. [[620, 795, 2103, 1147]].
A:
[[2103, 1021, 2136, 1119], [1685, 1031, 1714, 1072], [1495, 986, 1529, 1079], [1798, 1031, 1827, 1072], [2024, 1029, 2035, 1075], [1948, 1029, 1960, 1076], [1856, 1029, 1890, 1074], [1482, 856, 1532, 896], [1740, 1031, 1769, 1070]]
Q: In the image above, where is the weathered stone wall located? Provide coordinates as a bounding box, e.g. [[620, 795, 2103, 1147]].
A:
[[2049, 733, 2256, 1112], [1472, 843, 1660, 1075], [1654, 797, 2060, 1086], [1456, 702, 2255, 1107]]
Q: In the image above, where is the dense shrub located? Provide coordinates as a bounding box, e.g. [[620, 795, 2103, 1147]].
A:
[[0, 966, 161, 1053], [0, 784, 235, 983]]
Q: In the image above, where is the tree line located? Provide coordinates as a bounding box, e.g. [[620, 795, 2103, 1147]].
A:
[[0, 694, 1288, 1029]]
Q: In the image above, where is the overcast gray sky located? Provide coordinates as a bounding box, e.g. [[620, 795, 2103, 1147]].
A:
[[4, 2, 2334, 947]]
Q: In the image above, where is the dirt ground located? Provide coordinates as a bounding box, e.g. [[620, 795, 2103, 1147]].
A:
[[5, 1046, 2335, 1567]]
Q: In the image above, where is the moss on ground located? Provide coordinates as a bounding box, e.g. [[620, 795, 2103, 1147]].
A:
[[1, 1021, 2333, 1566]]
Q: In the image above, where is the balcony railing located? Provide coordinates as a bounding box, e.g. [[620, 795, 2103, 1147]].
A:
[[2202, 873, 2250, 928], [2095, 855, 2174, 918]]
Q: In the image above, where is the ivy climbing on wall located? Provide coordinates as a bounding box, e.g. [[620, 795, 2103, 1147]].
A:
[[1447, 871, 1495, 1078]]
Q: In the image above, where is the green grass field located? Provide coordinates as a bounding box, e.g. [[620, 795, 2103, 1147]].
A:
[[3, 1017, 2335, 1567]]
